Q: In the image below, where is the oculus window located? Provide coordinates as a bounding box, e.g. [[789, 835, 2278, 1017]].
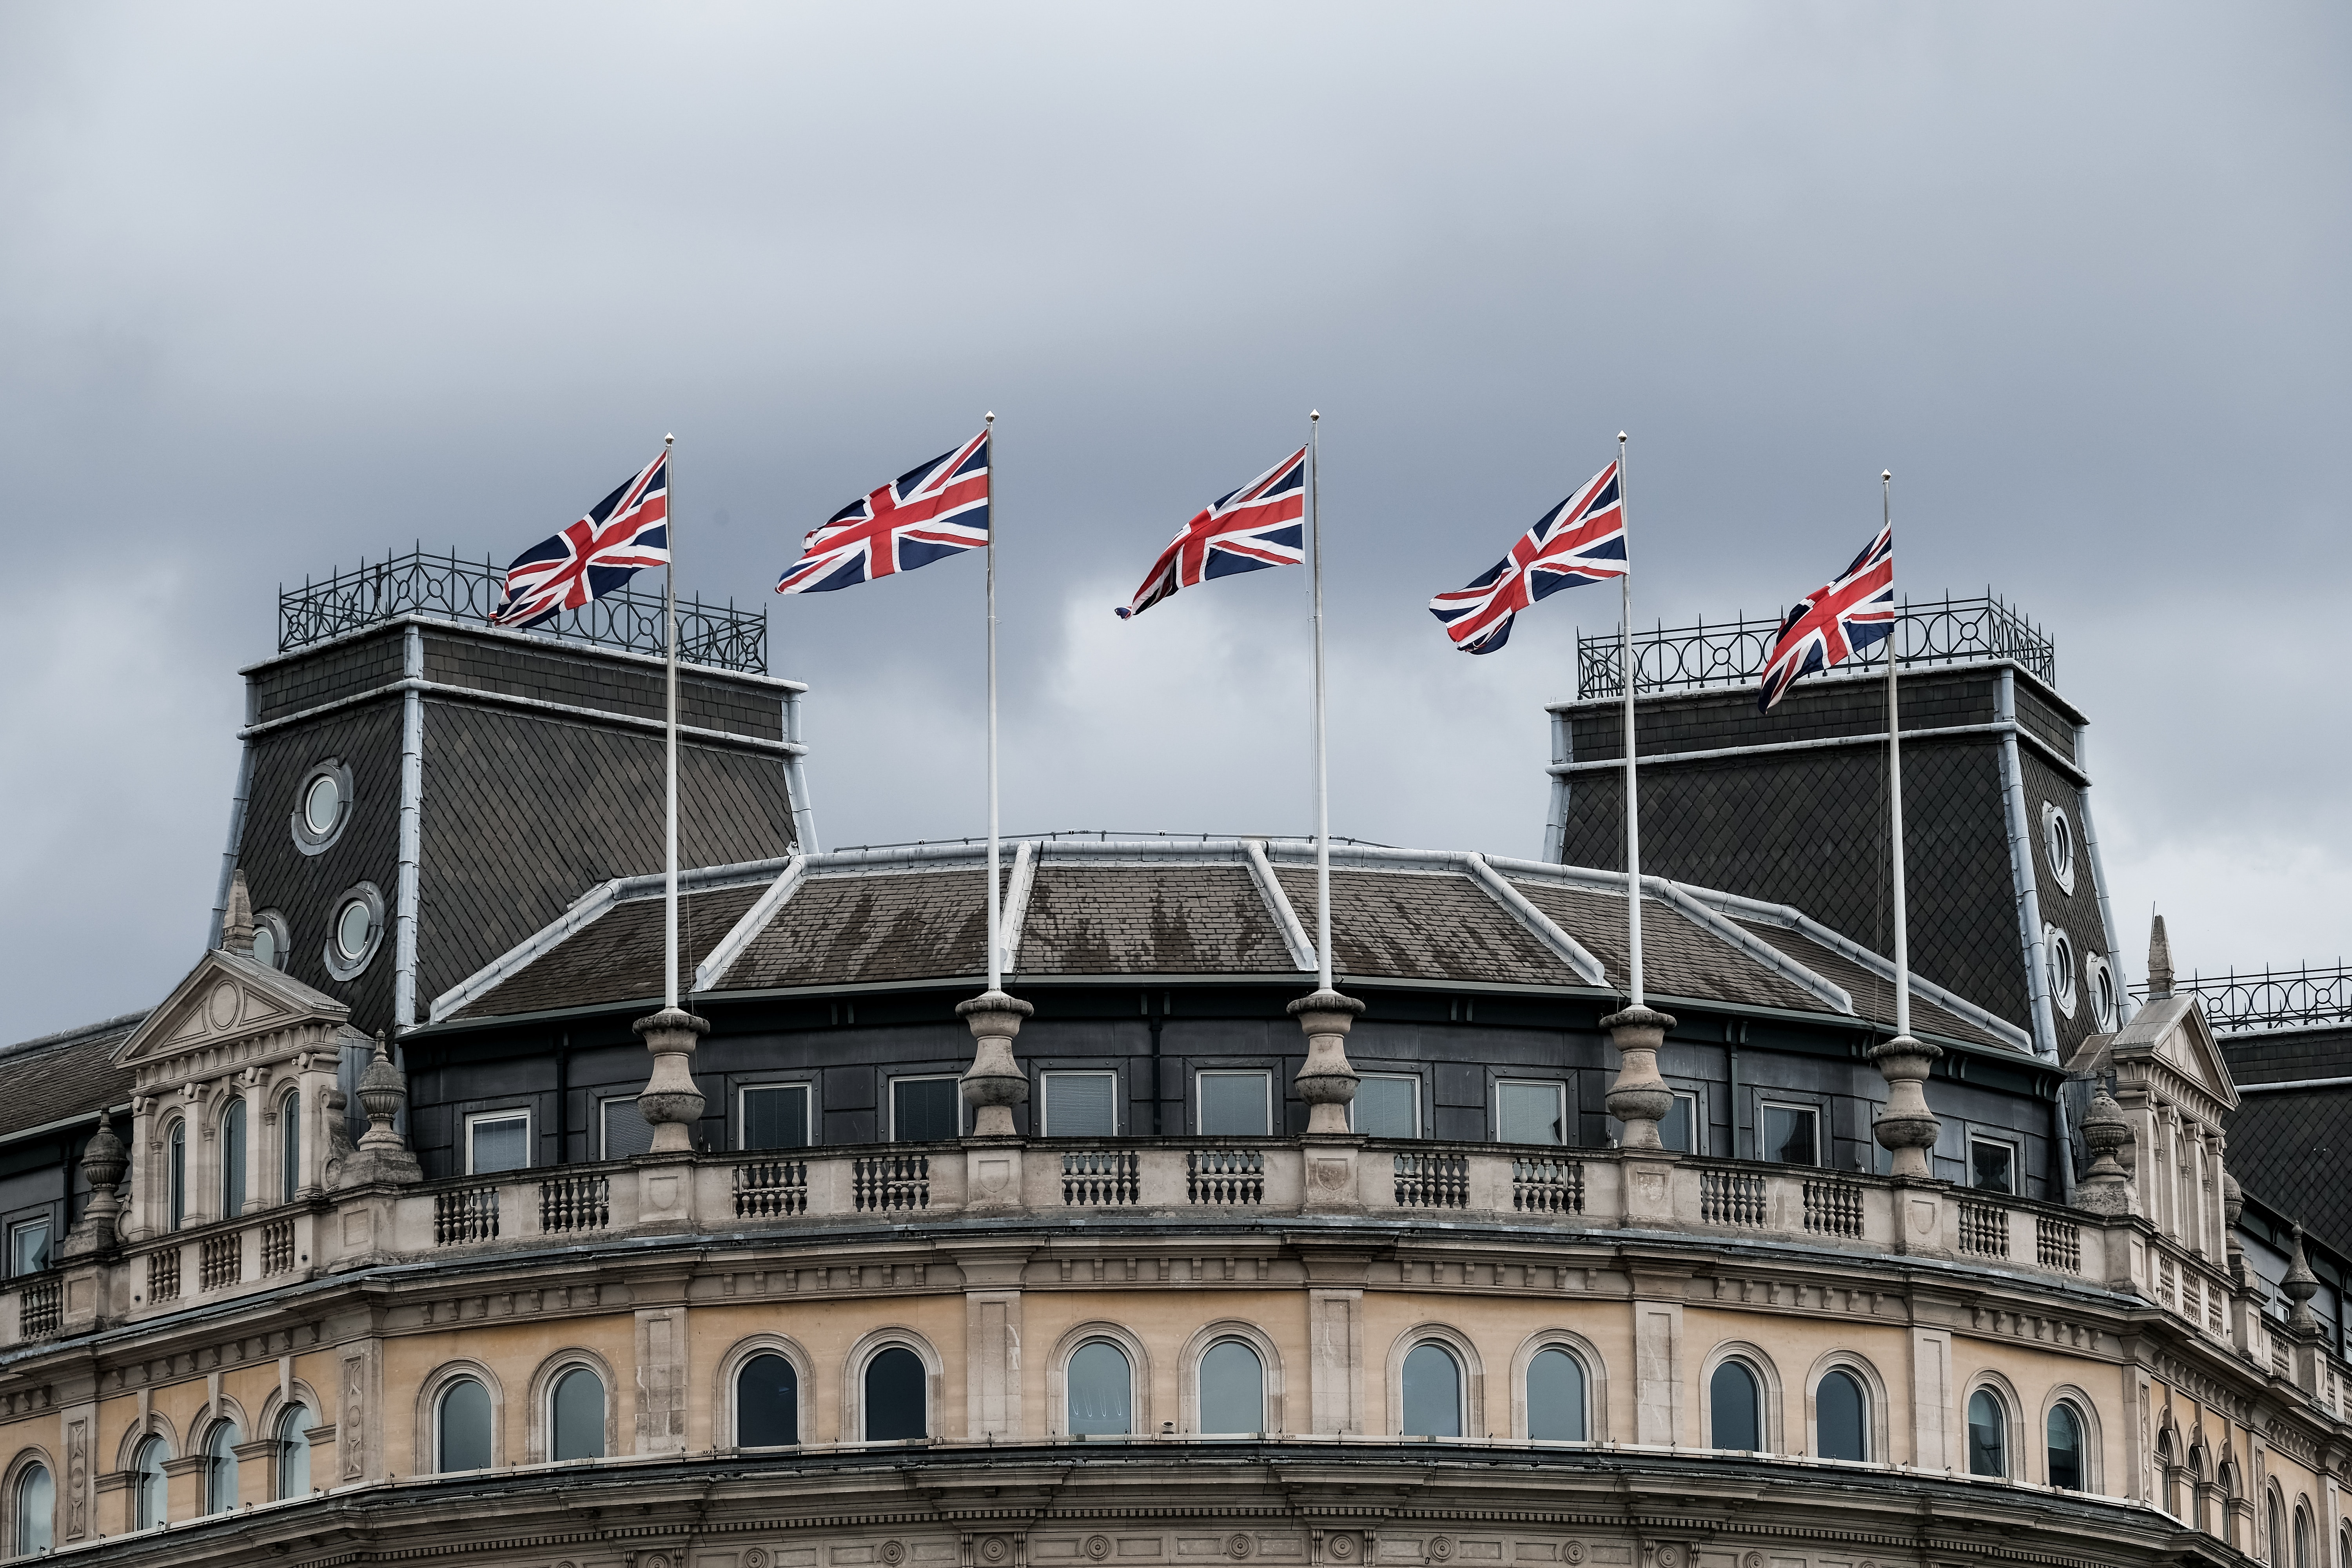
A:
[[250, 909, 291, 972], [1197, 1071, 1271, 1136], [1525, 1347, 1587, 1441], [323, 882, 386, 981], [1967, 1389, 2007, 1476], [601, 1096, 656, 1161], [1496, 1080, 1566, 1146], [438, 1377, 493, 1472], [2041, 802, 2077, 894], [290, 760, 353, 855], [1970, 1138, 2016, 1194], [2045, 926, 2078, 1018], [13, 1461, 50, 1556], [1198, 1340, 1265, 1434], [1762, 1103, 1820, 1167], [467, 1111, 530, 1175], [1401, 1343, 1463, 1438], [551, 1367, 606, 1461], [276, 1404, 313, 1498], [864, 1347, 927, 1441], [1352, 1074, 1420, 1138], [8, 1218, 48, 1279], [1709, 1361, 1762, 1452], [1066, 1341, 1133, 1436], [740, 1085, 811, 1151], [890, 1077, 961, 1142], [1042, 1071, 1117, 1138], [1815, 1369, 1866, 1461], [736, 1352, 799, 1447], [2087, 952, 2120, 1032]]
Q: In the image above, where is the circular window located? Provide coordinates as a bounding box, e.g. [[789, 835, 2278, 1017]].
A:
[[250, 909, 291, 972], [2086, 951, 2118, 1032], [2045, 925, 2078, 1018], [290, 760, 354, 856], [322, 882, 385, 980], [2040, 802, 2077, 895]]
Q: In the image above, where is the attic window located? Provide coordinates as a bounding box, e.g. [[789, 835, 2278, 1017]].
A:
[[323, 882, 385, 981], [291, 760, 354, 856], [2045, 925, 2078, 1018], [2086, 951, 2119, 1032], [251, 910, 291, 972], [2041, 803, 2077, 895]]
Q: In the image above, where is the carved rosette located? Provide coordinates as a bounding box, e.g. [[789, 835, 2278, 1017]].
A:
[[957, 991, 1034, 1137], [633, 1008, 711, 1154], [1601, 1005, 1677, 1149]]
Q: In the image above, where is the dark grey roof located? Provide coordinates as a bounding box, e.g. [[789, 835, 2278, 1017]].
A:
[[428, 837, 2035, 1056], [0, 1011, 147, 1143], [2227, 1085, 2352, 1261]]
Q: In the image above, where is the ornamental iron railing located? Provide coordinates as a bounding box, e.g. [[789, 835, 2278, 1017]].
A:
[[2136, 964, 2352, 1034], [278, 548, 768, 674], [1576, 592, 2054, 699]]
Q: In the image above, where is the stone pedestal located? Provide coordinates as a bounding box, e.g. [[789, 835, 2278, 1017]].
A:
[[1602, 1006, 1676, 1150], [2071, 1086, 2136, 1216], [336, 1034, 421, 1188], [956, 991, 1034, 1138], [633, 1008, 710, 1155], [1290, 991, 1367, 1212], [1868, 1035, 1943, 1179]]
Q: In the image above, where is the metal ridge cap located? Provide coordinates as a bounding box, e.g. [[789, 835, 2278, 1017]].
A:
[[1036, 836, 1257, 862], [1260, 841, 1474, 875], [607, 855, 800, 902], [1774, 906, 2034, 1053], [1650, 877, 1852, 1014], [693, 853, 808, 993], [1465, 853, 1608, 986], [426, 879, 623, 1024], [1480, 853, 1641, 894]]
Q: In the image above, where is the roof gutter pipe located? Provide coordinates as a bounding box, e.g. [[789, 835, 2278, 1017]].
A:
[[1997, 669, 2062, 1061]]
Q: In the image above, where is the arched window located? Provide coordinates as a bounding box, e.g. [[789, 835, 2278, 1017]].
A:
[[2156, 1431, 2178, 1516], [2295, 1504, 2312, 1568], [437, 1378, 492, 1472], [1816, 1369, 1867, 1461], [1709, 1360, 1761, 1452], [204, 1420, 240, 1514], [1067, 1341, 1133, 1437], [14, 1461, 53, 1555], [2045, 1402, 2084, 1490], [276, 1405, 313, 1498], [2269, 1491, 2286, 1567], [2220, 1462, 2241, 1549], [1401, 1343, 1462, 1438], [1198, 1340, 1265, 1435], [166, 1124, 186, 1232], [132, 1437, 167, 1529], [279, 1090, 302, 1202], [736, 1353, 799, 1448], [550, 1367, 604, 1461], [1967, 1389, 2006, 1477], [1526, 1347, 1587, 1442], [220, 1099, 247, 1218], [2189, 1446, 2209, 1532], [864, 1347, 927, 1441]]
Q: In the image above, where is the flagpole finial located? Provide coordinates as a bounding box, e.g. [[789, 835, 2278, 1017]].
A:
[[985, 411, 995, 425], [1618, 431, 1628, 443], [1882, 469, 1892, 482], [1310, 409, 1319, 422], [665, 433, 675, 446]]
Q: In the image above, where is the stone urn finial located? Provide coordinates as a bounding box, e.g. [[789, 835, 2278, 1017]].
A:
[[1602, 1005, 1677, 1149], [1868, 1034, 1944, 1179], [2282, 1223, 2321, 1333], [1289, 990, 1365, 1135], [2072, 1085, 2136, 1215], [60, 1110, 130, 1259], [336, 1032, 421, 1187], [633, 1008, 711, 1154], [957, 991, 1034, 1137]]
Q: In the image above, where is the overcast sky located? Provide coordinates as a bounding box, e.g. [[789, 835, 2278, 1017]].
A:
[[2, 3, 2346, 1042]]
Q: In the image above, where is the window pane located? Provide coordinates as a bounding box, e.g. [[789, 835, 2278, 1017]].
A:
[[16, 1463, 51, 1555], [1067, 1342, 1133, 1436], [221, 1099, 247, 1215], [1659, 1094, 1695, 1154], [743, 1086, 811, 1151], [2046, 1404, 2082, 1490], [1816, 1370, 1866, 1461], [281, 1093, 301, 1201], [1198, 1073, 1270, 1136], [552, 1368, 605, 1461], [1709, 1361, 1760, 1451], [736, 1353, 800, 1447], [864, 1347, 927, 1440], [1401, 1344, 1462, 1438], [206, 1421, 240, 1513], [1526, 1348, 1586, 1441], [1355, 1076, 1418, 1139], [11, 1221, 49, 1277], [1199, 1341, 1265, 1434], [471, 1116, 529, 1174], [893, 1080, 960, 1142], [439, 1378, 493, 1472], [1967, 1390, 2005, 1476], [277, 1406, 313, 1498], [601, 1098, 656, 1161], [1764, 1105, 1818, 1167], [168, 1126, 185, 1231], [1972, 1142, 2015, 1194], [134, 1439, 166, 1528], [1498, 1082, 1564, 1146], [1046, 1074, 1117, 1138]]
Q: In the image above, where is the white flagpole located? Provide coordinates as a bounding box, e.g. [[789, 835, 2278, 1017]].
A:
[[1884, 469, 1908, 1038], [1310, 410, 1331, 993], [663, 433, 679, 1011], [985, 412, 1002, 994], [1617, 432, 1642, 1009]]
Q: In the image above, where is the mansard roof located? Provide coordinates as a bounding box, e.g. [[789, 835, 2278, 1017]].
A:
[[426, 836, 2031, 1053], [0, 1010, 146, 1142]]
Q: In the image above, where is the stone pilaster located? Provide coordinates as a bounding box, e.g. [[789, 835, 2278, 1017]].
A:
[[1868, 1034, 1943, 1179]]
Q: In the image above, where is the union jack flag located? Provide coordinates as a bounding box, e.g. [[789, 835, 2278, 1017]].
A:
[[1757, 525, 1895, 712], [777, 430, 990, 594], [1426, 461, 1626, 655], [1115, 446, 1306, 620], [492, 450, 670, 630]]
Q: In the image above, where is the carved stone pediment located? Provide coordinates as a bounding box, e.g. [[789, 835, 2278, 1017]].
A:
[[2108, 995, 2239, 1116], [111, 949, 350, 1093]]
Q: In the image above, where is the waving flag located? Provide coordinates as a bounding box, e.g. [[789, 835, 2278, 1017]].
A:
[[1757, 524, 1895, 712], [492, 450, 670, 630], [1115, 446, 1306, 620], [1426, 461, 1626, 655], [778, 430, 991, 594]]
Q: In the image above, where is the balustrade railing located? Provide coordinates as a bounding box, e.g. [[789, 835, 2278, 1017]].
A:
[[1958, 1200, 2010, 1259], [1803, 1178, 1864, 1239], [17, 1278, 58, 1339], [147, 1249, 179, 1304], [1394, 1152, 1470, 1209], [853, 1155, 930, 1212], [541, 1174, 611, 1234], [1062, 1151, 1140, 1207], [434, 1185, 501, 1245], [1701, 1168, 1768, 1227], [735, 1158, 809, 1219], [261, 1218, 295, 1276], [2036, 1215, 2082, 1274], [1512, 1158, 1584, 1215], [199, 1234, 240, 1291], [1187, 1150, 1264, 1206]]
